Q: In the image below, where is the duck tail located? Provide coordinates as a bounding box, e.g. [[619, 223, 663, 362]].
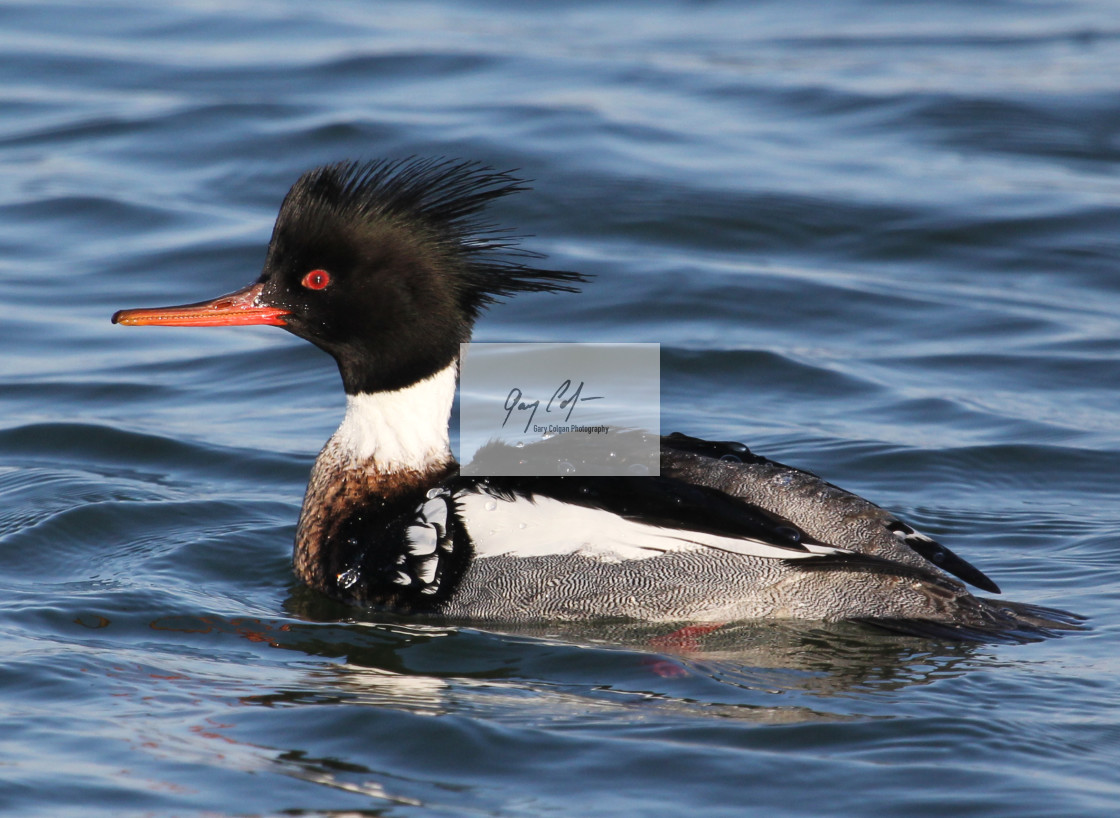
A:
[[856, 597, 1087, 643]]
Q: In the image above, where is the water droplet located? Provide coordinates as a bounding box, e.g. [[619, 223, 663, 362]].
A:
[[775, 526, 801, 544], [542, 431, 556, 440], [515, 441, 525, 448], [484, 500, 497, 512], [627, 463, 649, 476], [720, 454, 741, 463], [426, 488, 442, 499], [559, 461, 577, 475], [336, 568, 359, 589]]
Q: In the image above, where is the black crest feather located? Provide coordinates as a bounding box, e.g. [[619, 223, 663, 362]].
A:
[[284, 158, 588, 315]]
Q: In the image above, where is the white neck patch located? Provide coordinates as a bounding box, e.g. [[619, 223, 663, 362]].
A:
[[329, 362, 457, 472]]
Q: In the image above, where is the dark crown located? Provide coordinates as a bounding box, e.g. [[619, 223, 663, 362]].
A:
[[278, 158, 589, 317]]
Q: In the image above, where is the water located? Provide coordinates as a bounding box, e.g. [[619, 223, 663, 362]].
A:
[[2, 0, 1119, 814]]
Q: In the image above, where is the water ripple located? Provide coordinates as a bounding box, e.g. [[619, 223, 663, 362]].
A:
[[1, 1, 1118, 815]]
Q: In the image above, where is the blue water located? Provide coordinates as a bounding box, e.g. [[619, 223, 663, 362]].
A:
[[2, 1, 1119, 815]]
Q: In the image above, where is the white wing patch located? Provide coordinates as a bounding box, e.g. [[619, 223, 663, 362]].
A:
[[456, 490, 847, 562]]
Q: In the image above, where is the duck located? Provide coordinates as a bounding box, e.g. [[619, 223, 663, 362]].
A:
[[112, 158, 1081, 641]]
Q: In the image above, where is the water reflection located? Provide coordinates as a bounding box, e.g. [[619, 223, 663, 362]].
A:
[[132, 589, 1020, 809], [273, 587, 984, 716]]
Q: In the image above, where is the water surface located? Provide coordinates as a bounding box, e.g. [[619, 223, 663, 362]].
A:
[[2, 1, 1119, 815]]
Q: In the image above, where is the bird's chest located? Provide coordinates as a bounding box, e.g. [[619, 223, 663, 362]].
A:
[[293, 455, 467, 611]]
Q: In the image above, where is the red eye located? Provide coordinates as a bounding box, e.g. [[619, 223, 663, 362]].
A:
[[301, 269, 331, 290]]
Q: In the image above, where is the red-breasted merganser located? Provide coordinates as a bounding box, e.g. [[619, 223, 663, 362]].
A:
[[113, 158, 1082, 640]]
